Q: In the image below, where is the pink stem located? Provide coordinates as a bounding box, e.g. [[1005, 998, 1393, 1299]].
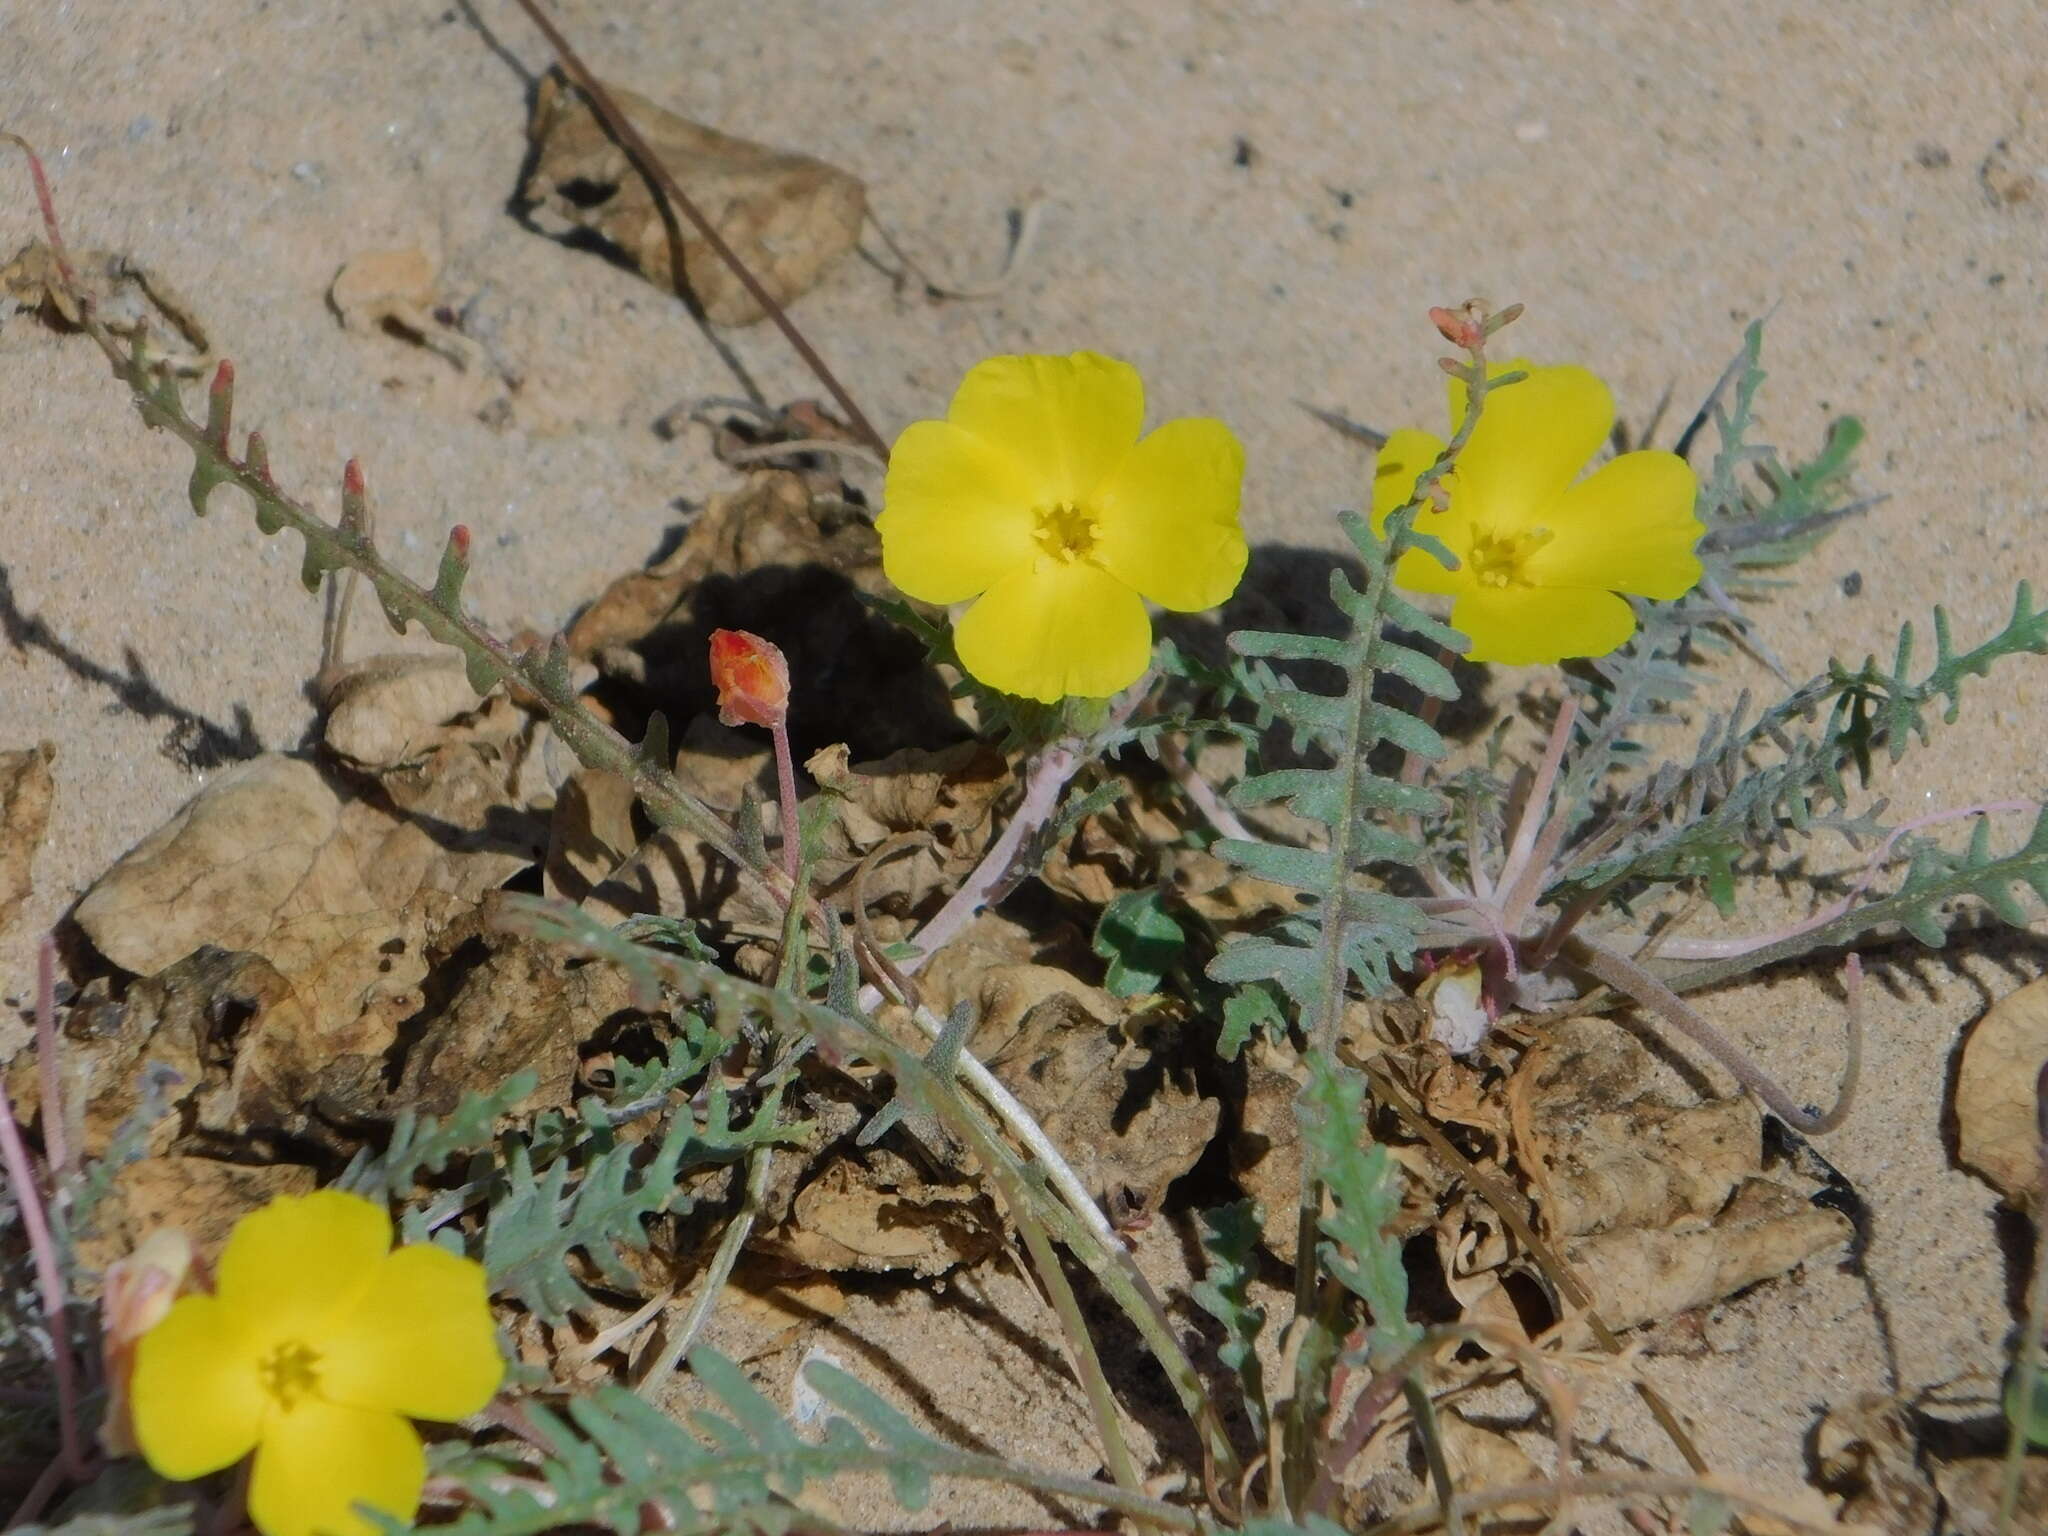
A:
[[0, 1069, 83, 1482], [769, 719, 802, 887], [1493, 697, 1578, 929]]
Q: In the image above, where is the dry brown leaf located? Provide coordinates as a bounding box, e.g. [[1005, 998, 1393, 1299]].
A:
[[2, 241, 211, 371], [520, 70, 865, 326], [394, 931, 641, 1118], [0, 741, 55, 937], [545, 767, 640, 903], [568, 472, 875, 658], [1932, 1454, 2048, 1534], [938, 965, 1220, 1210], [805, 741, 1009, 938], [75, 755, 350, 975], [759, 1148, 1000, 1277], [1955, 976, 2048, 1202], [1813, 1394, 1941, 1531], [328, 246, 479, 370], [321, 652, 491, 769], [72, 748, 540, 1133], [1507, 1016, 1761, 1237], [1432, 1409, 1547, 1521], [1231, 1051, 1308, 1262], [1472, 1176, 1852, 1339]]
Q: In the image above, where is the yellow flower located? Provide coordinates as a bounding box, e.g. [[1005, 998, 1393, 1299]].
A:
[[878, 352, 1248, 703], [130, 1191, 503, 1536], [1370, 360, 1702, 665]]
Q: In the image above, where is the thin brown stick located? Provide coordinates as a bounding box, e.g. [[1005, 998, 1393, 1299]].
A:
[[504, 0, 889, 461]]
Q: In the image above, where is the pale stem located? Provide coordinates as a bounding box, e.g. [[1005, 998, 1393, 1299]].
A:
[[1492, 696, 1578, 931], [0, 1070, 83, 1482], [1609, 798, 2036, 962], [1570, 937, 1861, 1134], [636, 1143, 775, 1393], [1155, 734, 1255, 843]]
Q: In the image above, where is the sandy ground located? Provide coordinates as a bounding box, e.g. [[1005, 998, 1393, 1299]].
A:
[[4, 0, 2048, 1526]]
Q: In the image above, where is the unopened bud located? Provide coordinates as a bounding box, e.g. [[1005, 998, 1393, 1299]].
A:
[[1428, 305, 1483, 351], [708, 629, 791, 731]]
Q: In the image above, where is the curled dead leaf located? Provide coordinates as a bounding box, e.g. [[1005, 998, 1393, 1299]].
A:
[[1813, 1394, 1941, 1532], [2, 241, 211, 371], [321, 652, 489, 770], [1468, 1175, 1852, 1340], [1507, 1016, 1761, 1236], [328, 246, 480, 370], [759, 1147, 1000, 1277], [1955, 976, 2048, 1203], [521, 70, 866, 326]]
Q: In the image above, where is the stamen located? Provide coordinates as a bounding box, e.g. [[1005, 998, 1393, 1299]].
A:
[[1033, 503, 1099, 562], [1467, 525, 1553, 588], [258, 1340, 322, 1410]]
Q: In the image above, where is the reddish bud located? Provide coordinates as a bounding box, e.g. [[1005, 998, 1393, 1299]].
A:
[[342, 458, 366, 497], [709, 628, 790, 730], [449, 523, 471, 560], [206, 359, 236, 447], [1428, 306, 1483, 351]]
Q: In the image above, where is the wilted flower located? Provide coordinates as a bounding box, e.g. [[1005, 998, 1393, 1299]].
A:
[[1371, 360, 1702, 664], [100, 1227, 195, 1457], [708, 627, 791, 730], [129, 1190, 502, 1536], [877, 351, 1247, 703]]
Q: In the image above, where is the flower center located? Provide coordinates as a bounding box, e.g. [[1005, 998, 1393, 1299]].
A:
[[1033, 502, 1099, 563], [257, 1339, 323, 1411], [1467, 525, 1553, 588]]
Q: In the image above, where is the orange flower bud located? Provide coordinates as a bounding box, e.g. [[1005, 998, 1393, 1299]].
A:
[[708, 628, 790, 730]]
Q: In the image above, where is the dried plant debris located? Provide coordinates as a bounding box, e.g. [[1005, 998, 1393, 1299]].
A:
[[0, 741, 55, 937], [804, 741, 1008, 937], [1440, 1017, 1856, 1340], [1955, 975, 2048, 1203], [757, 1145, 1002, 1278], [1, 240, 210, 370], [327, 246, 481, 371], [520, 69, 866, 325], [1813, 1395, 1942, 1532]]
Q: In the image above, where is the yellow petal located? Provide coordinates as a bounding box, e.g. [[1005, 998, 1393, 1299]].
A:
[[130, 1294, 265, 1481], [1521, 449, 1703, 600], [1367, 428, 1448, 532], [215, 1191, 392, 1341], [247, 1399, 424, 1536], [1450, 585, 1637, 666], [945, 352, 1145, 505], [877, 419, 1039, 604], [317, 1245, 505, 1422], [954, 559, 1151, 702], [1091, 417, 1248, 611], [1448, 361, 1614, 532], [1390, 541, 1470, 597]]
